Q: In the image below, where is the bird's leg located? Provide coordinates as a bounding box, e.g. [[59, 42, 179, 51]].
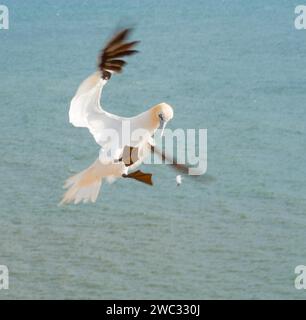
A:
[[122, 170, 153, 186], [119, 146, 153, 185]]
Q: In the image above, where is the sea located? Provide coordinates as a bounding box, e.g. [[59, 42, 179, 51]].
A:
[[0, 0, 306, 299]]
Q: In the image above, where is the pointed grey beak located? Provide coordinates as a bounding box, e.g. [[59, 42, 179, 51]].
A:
[[159, 113, 167, 136]]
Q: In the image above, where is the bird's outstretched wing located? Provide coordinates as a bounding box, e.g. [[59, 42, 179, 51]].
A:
[[98, 28, 140, 80], [68, 28, 140, 149], [151, 145, 189, 174]]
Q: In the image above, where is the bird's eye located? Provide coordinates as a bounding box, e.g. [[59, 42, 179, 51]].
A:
[[158, 113, 164, 121]]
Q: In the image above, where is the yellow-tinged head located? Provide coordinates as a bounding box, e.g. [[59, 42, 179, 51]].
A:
[[151, 102, 174, 128]]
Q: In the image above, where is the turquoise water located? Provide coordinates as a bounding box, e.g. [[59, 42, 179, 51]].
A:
[[1, 0, 306, 299]]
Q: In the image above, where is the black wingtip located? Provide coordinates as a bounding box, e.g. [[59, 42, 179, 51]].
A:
[[98, 27, 140, 77]]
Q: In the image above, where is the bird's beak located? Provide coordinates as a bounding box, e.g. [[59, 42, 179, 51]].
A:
[[160, 121, 167, 136], [159, 114, 167, 136]]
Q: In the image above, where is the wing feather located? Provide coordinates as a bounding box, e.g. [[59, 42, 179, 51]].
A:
[[69, 28, 140, 151], [98, 28, 140, 79]]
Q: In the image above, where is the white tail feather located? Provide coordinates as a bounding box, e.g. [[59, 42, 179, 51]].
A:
[[60, 160, 103, 205]]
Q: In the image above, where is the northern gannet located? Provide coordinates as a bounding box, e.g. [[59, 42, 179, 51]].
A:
[[60, 29, 175, 204]]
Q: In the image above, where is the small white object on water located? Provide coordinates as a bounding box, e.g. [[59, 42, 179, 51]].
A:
[[176, 175, 182, 186]]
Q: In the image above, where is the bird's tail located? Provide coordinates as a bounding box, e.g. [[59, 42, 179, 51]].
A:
[[60, 160, 104, 205]]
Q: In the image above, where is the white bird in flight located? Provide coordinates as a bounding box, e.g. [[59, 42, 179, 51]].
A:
[[60, 28, 181, 205]]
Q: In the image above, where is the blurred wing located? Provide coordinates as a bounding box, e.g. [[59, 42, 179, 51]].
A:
[[151, 145, 189, 174], [98, 28, 140, 80]]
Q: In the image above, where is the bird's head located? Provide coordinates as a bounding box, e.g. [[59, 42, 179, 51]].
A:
[[151, 103, 174, 136], [155, 102, 174, 123], [149, 102, 173, 133], [151, 102, 173, 131]]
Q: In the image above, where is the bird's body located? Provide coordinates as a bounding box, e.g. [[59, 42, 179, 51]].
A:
[[60, 29, 174, 204]]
